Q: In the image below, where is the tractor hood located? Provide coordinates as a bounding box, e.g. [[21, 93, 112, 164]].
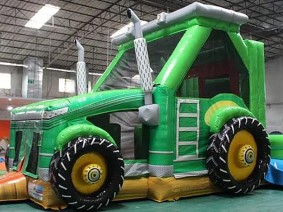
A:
[[11, 98, 69, 121], [11, 89, 144, 121]]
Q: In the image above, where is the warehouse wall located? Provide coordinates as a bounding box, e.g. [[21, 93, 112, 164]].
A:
[[0, 64, 99, 99], [42, 70, 100, 99], [0, 65, 22, 97], [0, 64, 100, 122], [265, 57, 283, 133], [42, 70, 76, 99], [0, 111, 11, 121], [0, 65, 22, 122]]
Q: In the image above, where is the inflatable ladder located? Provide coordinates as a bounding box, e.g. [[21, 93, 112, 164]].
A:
[[175, 99, 200, 162]]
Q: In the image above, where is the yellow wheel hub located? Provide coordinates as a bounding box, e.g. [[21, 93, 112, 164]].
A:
[[228, 130, 257, 181], [83, 164, 102, 184], [238, 145, 255, 167], [71, 152, 107, 195]]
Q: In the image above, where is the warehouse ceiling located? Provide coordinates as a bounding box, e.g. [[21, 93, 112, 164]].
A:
[[0, 0, 282, 74]]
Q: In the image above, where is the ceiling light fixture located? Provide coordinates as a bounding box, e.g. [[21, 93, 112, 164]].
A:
[[7, 106, 13, 111], [45, 68, 103, 76], [0, 61, 103, 76], [25, 4, 60, 29], [89, 72, 103, 76], [44, 67, 75, 73], [0, 61, 28, 68]]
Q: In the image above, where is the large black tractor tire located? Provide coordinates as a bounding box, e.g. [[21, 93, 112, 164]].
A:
[[50, 137, 124, 210], [206, 117, 270, 194]]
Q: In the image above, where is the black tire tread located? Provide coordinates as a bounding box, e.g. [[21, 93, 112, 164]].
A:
[[206, 117, 270, 194], [50, 137, 124, 210]]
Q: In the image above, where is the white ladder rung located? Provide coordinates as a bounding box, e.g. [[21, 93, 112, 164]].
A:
[[174, 155, 204, 162], [178, 99, 199, 104], [178, 141, 197, 145], [179, 127, 198, 131], [179, 113, 198, 118]]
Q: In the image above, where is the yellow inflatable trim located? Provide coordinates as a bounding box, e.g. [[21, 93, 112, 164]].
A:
[[0, 172, 28, 202], [26, 176, 220, 209], [205, 100, 238, 126], [27, 177, 67, 211], [115, 176, 220, 202]]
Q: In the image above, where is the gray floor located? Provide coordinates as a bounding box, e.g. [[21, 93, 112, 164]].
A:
[[0, 185, 282, 211]]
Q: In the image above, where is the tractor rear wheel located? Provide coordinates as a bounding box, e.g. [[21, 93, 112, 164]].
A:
[[50, 137, 124, 210], [206, 117, 270, 194]]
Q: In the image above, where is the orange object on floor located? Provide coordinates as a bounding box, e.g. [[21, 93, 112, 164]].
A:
[[0, 161, 5, 170], [0, 171, 29, 201]]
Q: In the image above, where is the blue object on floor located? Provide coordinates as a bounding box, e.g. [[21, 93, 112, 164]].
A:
[[265, 159, 283, 186]]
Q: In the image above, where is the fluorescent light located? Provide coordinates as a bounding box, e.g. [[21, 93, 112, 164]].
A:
[[44, 67, 75, 73], [110, 20, 147, 38], [0, 61, 28, 68], [89, 72, 103, 76], [0, 62, 103, 76], [7, 106, 13, 111], [44, 68, 103, 76], [25, 4, 60, 29]]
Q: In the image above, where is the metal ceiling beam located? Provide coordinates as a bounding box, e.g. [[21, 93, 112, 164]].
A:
[[45, 0, 123, 67], [0, 3, 122, 32], [0, 42, 114, 64], [0, 48, 112, 72], [244, 0, 283, 23], [230, 0, 283, 59], [0, 35, 116, 58], [200, 0, 283, 59], [0, 12, 116, 42]]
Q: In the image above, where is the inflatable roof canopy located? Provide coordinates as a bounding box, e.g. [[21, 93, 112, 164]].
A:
[[111, 2, 248, 45]]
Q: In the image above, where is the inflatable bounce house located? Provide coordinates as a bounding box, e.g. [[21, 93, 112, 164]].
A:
[[1, 2, 276, 211]]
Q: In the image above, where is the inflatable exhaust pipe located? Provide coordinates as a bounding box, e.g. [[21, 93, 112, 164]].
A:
[[75, 39, 87, 94], [128, 9, 159, 126]]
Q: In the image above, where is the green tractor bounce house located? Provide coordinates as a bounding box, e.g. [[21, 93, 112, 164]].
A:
[[0, 2, 274, 211]]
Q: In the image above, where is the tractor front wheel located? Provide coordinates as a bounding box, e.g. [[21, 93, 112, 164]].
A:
[[206, 117, 270, 194], [50, 137, 124, 210]]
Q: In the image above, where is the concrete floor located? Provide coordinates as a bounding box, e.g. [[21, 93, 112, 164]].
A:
[[0, 185, 282, 211]]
